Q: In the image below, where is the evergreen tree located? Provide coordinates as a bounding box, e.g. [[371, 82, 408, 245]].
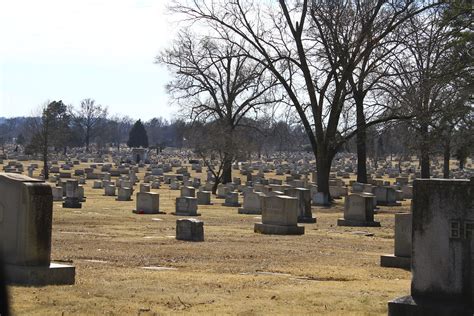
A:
[[127, 119, 149, 148]]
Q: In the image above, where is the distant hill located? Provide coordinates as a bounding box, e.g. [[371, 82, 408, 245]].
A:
[[0, 117, 5, 124]]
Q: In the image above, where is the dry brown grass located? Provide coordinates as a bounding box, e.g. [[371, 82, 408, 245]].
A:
[[5, 160, 412, 315]]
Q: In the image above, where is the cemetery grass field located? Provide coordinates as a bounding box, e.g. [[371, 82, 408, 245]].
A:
[[7, 161, 412, 315]]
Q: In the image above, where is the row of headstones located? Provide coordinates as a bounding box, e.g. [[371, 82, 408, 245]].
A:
[[1, 173, 472, 314], [51, 164, 405, 240], [247, 178, 474, 314], [49, 159, 408, 220]]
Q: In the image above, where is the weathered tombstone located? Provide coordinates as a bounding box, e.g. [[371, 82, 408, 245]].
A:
[[62, 179, 82, 208], [151, 180, 161, 189], [139, 183, 150, 193], [374, 186, 401, 206], [216, 184, 230, 198], [59, 172, 71, 179], [284, 187, 316, 223], [133, 192, 164, 214], [173, 197, 200, 216], [180, 186, 195, 198], [92, 180, 103, 189], [238, 191, 265, 214], [254, 195, 304, 235], [402, 185, 413, 199], [352, 182, 364, 193], [388, 179, 473, 315], [0, 173, 75, 285], [380, 213, 412, 269], [338, 193, 380, 227], [51, 186, 63, 201], [116, 187, 133, 201], [152, 168, 163, 176], [176, 219, 204, 241], [78, 185, 85, 202], [104, 185, 116, 196], [329, 185, 348, 199], [169, 180, 180, 190], [121, 179, 132, 189], [223, 192, 241, 207], [196, 191, 212, 205]]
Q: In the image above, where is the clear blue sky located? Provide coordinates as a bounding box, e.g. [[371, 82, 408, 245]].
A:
[[0, 0, 177, 120]]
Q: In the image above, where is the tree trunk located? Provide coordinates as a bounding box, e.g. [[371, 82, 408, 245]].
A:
[[43, 144, 49, 180], [420, 150, 430, 179], [212, 180, 219, 195], [443, 139, 450, 179], [85, 128, 90, 152], [420, 124, 430, 179], [355, 97, 368, 183], [221, 154, 232, 184], [315, 144, 333, 202]]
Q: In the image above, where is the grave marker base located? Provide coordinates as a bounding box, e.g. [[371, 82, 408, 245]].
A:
[[380, 254, 410, 270], [388, 295, 472, 316], [171, 212, 201, 216], [377, 201, 401, 207], [223, 202, 241, 207], [5, 263, 75, 286], [132, 209, 166, 214], [62, 198, 82, 209], [176, 219, 204, 242], [297, 216, 317, 223], [115, 198, 132, 201], [237, 208, 261, 214], [254, 223, 304, 235], [337, 218, 381, 227], [197, 202, 213, 205]]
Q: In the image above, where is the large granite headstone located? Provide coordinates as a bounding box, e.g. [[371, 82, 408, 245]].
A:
[[133, 192, 165, 214], [0, 173, 75, 285], [388, 179, 473, 315], [238, 191, 265, 214], [176, 218, 204, 241], [62, 179, 82, 208], [338, 193, 380, 227], [254, 195, 304, 235], [173, 197, 200, 216], [284, 187, 316, 223], [381, 212, 412, 269]]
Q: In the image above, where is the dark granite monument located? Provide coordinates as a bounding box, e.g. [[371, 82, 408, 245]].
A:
[[388, 179, 473, 315], [0, 173, 75, 285]]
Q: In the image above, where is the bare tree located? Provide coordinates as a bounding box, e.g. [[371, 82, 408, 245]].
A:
[[157, 30, 278, 183], [381, 4, 472, 178], [187, 120, 252, 193], [169, 0, 435, 199], [74, 98, 108, 152]]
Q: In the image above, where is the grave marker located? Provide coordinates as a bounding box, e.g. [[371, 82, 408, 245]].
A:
[[388, 179, 473, 315], [0, 173, 75, 285]]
